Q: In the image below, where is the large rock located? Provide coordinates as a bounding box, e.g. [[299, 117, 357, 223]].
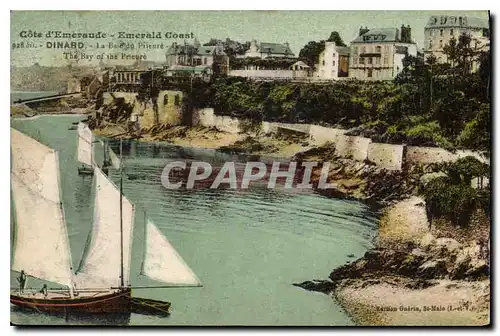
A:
[[449, 241, 489, 280], [429, 238, 462, 257], [398, 248, 428, 276], [419, 232, 435, 249], [417, 259, 448, 279]]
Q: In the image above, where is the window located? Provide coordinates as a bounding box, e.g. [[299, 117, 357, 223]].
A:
[[174, 95, 180, 106], [383, 57, 388, 65], [450, 29, 454, 36], [429, 30, 433, 37], [332, 53, 336, 57], [362, 46, 366, 53], [375, 57, 380, 65], [203, 57, 207, 65], [428, 40, 433, 49], [367, 69, 373, 77], [353, 46, 358, 55], [353, 57, 358, 65], [322, 60, 325, 66], [163, 95, 168, 105], [359, 57, 364, 65], [367, 57, 372, 64], [439, 40, 443, 48], [376, 45, 381, 53], [440, 29, 443, 36], [332, 60, 336, 66]]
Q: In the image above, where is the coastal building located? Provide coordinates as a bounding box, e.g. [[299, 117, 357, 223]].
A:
[[165, 40, 228, 68], [228, 60, 310, 80], [314, 41, 350, 79], [106, 69, 148, 92], [423, 15, 489, 71], [349, 25, 417, 81], [165, 65, 213, 82], [239, 40, 296, 59]]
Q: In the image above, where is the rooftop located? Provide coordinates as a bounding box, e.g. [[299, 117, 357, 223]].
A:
[[425, 15, 489, 29], [351, 28, 415, 44], [251, 42, 295, 56], [166, 43, 226, 56], [337, 46, 350, 55]]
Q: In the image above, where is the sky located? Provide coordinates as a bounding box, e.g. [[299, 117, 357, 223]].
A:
[[10, 10, 489, 67]]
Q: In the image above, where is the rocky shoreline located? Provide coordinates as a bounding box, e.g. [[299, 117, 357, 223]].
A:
[[86, 113, 491, 326], [92, 122, 489, 326], [17, 99, 490, 326], [294, 196, 490, 326]]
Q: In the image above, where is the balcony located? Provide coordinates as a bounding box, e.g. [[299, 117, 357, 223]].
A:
[[359, 53, 381, 58]]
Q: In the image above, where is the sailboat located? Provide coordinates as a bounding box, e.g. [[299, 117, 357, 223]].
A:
[[107, 142, 145, 181], [77, 122, 94, 176], [10, 128, 202, 315]]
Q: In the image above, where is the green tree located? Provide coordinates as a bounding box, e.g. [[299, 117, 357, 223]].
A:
[[443, 32, 483, 75], [298, 31, 347, 67], [423, 156, 489, 227], [327, 31, 346, 47], [298, 40, 325, 67]]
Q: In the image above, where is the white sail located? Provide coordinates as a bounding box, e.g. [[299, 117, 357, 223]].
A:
[[76, 167, 135, 288], [108, 147, 121, 170], [10, 128, 73, 287], [142, 219, 202, 286], [77, 122, 93, 167]]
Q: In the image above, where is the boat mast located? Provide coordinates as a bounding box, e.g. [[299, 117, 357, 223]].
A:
[[103, 141, 107, 165], [119, 138, 124, 287], [139, 209, 147, 276]]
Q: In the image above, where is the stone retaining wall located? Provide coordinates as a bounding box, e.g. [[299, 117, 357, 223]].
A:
[[192, 107, 488, 172]]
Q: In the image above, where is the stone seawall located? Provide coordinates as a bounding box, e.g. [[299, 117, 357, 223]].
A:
[[192, 108, 488, 172]]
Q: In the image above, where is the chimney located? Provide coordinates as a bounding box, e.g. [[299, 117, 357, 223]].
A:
[[400, 25, 412, 43], [359, 26, 369, 36]]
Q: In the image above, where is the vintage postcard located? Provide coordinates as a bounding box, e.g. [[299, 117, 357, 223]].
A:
[[10, 10, 491, 326]]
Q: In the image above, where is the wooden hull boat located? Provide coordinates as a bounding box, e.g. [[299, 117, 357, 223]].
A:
[[10, 288, 132, 314], [10, 129, 201, 322], [10, 288, 171, 315], [78, 166, 94, 176]]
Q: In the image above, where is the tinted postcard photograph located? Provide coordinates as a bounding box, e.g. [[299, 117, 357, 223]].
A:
[[10, 10, 491, 326]]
